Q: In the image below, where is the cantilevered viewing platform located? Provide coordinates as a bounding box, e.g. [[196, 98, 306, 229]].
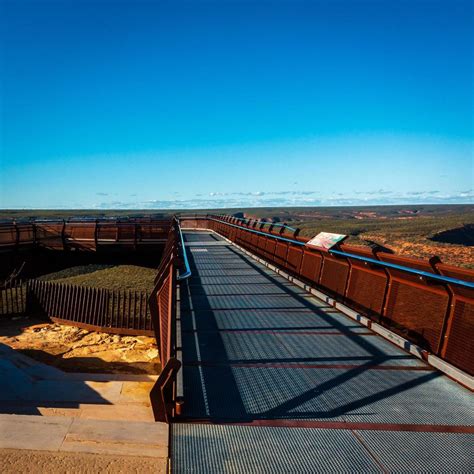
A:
[[0, 216, 472, 472], [169, 230, 472, 473]]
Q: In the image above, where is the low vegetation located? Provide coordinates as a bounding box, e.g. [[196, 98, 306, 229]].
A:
[[38, 264, 156, 291]]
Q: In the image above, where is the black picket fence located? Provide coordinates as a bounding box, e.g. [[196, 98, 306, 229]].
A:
[[0, 279, 27, 315], [0, 278, 152, 335]]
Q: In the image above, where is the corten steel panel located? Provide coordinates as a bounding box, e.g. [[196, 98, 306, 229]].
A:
[[435, 264, 474, 374], [341, 246, 388, 317], [250, 232, 259, 251], [244, 230, 256, 251], [383, 279, 449, 352], [238, 226, 248, 243], [0, 226, 17, 246], [237, 230, 250, 249], [378, 253, 451, 353], [233, 225, 241, 241], [157, 270, 172, 364], [235, 227, 247, 245], [223, 223, 231, 238], [319, 255, 350, 297], [180, 219, 198, 228], [96, 224, 117, 240], [274, 241, 289, 267], [256, 235, 267, 254], [63, 224, 96, 250], [253, 234, 264, 254], [346, 267, 387, 316], [264, 238, 277, 263], [286, 245, 304, 275], [65, 223, 96, 240], [442, 299, 473, 375], [299, 249, 323, 284], [139, 223, 171, 239], [235, 224, 244, 240], [17, 225, 35, 245], [117, 223, 135, 240], [35, 223, 64, 249], [228, 225, 237, 241]]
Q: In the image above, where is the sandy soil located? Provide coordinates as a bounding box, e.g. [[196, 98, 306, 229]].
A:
[[0, 317, 160, 374], [0, 448, 166, 474]]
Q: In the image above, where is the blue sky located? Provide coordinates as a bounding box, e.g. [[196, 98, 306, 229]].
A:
[[1, 0, 472, 209]]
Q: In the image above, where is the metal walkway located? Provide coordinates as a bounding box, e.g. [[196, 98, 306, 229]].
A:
[[172, 232, 473, 473]]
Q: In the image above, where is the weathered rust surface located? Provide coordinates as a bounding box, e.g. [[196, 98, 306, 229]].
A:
[[0, 219, 172, 252]]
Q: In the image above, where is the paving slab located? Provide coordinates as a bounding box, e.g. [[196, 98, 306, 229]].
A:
[[78, 403, 155, 422], [0, 414, 72, 451], [62, 418, 168, 457]]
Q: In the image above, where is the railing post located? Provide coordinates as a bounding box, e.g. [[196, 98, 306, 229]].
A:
[[94, 220, 99, 250], [61, 220, 67, 250], [430, 258, 455, 358]]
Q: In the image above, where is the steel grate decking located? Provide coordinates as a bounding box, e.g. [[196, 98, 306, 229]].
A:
[[182, 283, 307, 296], [172, 424, 473, 473], [172, 232, 474, 473], [355, 430, 474, 473], [180, 365, 473, 425], [179, 308, 369, 332], [181, 330, 426, 367], [172, 424, 382, 473]]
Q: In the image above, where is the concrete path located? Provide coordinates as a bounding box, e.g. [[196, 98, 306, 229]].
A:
[[172, 232, 473, 473]]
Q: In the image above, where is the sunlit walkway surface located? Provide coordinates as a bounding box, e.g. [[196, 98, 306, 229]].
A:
[[172, 232, 473, 473]]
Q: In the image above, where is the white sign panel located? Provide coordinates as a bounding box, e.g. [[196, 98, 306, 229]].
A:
[[306, 232, 347, 250]]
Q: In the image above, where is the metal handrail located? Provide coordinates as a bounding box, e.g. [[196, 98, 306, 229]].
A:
[[231, 216, 298, 233], [210, 217, 474, 290], [175, 218, 192, 281], [209, 218, 305, 246]]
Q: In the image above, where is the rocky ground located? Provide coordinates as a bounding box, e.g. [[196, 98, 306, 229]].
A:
[[358, 233, 474, 268], [0, 317, 160, 374]]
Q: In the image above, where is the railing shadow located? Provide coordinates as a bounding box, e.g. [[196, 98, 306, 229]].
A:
[[0, 342, 112, 416], [178, 233, 447, 424], [0, 317, 156, 417]]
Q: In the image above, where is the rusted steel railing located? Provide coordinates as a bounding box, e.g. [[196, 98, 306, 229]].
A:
[[148, 217, 189, 422], [0, 218, 172, 252], [180, 215, 474, 376]]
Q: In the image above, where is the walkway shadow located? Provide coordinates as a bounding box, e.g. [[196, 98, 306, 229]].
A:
[[179, 235, 448, 424], [0, 319, 142, 417]]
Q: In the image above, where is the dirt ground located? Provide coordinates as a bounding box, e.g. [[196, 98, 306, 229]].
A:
[[0, 449, 166, 474], [0, 317, 160, 374]]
